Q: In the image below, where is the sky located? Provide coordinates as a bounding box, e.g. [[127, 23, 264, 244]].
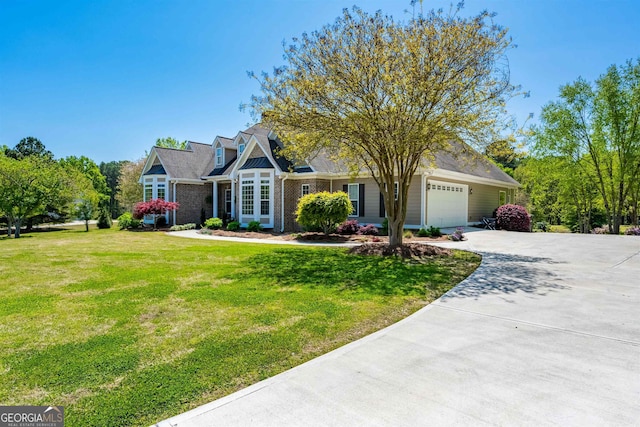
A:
[[1, 0, 639, 164]]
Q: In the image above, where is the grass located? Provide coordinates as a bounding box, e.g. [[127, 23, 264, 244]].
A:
[[0, 226, 480, 426]]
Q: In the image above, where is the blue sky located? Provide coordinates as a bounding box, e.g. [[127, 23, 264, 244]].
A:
[[1, 0, 639, 164]]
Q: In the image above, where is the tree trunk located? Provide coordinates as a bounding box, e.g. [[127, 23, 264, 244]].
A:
[[14, 218, 21, 238], [387, 217, 404, 247], [85, 219, 89, 232]]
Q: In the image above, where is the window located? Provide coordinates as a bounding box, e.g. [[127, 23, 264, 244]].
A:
[[144, 184, 152, 201], [348, 183, 359, 216], [260, 180, 270, 215], [242, 180, 254, 215], [157, 184, 165, 200], [499, 191, 506, 205], [216, 147, 223, 166], [225, 189, 232, 215], [238, 143, 245, 155], [301, 184, 310, 196]]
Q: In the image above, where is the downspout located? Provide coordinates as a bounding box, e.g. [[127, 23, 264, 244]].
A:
[[280, 174, 288, 232], [420, 173, 426, 228]]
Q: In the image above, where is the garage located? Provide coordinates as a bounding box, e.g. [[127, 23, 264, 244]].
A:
[[426, 180, 468, 228]]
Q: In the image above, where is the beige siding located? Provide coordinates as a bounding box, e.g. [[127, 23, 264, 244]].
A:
[[247, 144, 265, 159]]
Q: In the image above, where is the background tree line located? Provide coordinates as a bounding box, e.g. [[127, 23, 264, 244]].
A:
[[0, 137, 147, 238], [494, 59, 640, 233]]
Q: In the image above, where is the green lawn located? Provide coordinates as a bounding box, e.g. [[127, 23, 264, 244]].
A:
[[0, 226, 480, 426]]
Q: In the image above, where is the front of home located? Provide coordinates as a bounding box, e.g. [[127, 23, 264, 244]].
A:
[[140, 124, 519, 231]]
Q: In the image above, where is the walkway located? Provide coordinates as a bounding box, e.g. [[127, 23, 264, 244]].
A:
[[157, 230, 640, 426]]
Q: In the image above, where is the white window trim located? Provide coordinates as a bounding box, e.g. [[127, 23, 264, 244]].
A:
[[348, 183, 359, 217], [301, 184, 310, 196], [215, 147, 223, 166], [238, 170, 274, 228], [238, 143, 245, 155]]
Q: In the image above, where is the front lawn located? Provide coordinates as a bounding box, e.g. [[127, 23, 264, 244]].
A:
[[0, 226, 480, 426]]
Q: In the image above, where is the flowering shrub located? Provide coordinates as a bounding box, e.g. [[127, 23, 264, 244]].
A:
[[624, 227, 640, 236], [591, 225, 610, 234], [133, 199, 179, 230], [496, 204, 531, 232], [449, 227, 465, 241], [337, 219, 361, 235], [358, 224, 379, 235]]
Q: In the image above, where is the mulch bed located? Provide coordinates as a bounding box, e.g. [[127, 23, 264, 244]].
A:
[[349, 242, 452, 257]]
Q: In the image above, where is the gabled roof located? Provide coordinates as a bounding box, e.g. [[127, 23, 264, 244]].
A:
[[149, 141, 213, 180], [208, 156, 237, 176], [214, 136, 234, 149]]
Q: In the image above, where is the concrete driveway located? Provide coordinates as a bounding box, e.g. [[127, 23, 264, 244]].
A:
[[156, 230, 640, 426]]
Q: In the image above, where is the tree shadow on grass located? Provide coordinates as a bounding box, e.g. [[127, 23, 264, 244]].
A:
[[237, 247, 464, 297], [440, 251, 568, 301]]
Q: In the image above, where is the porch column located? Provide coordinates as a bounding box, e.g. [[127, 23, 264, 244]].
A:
[[212, 181, 218, 218], [230, 179, 236, 220], [420, 173, 426, 228]]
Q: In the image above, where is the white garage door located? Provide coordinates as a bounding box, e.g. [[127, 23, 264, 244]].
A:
[[426, 180, 468, 228]]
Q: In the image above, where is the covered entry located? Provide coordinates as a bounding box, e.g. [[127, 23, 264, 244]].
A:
[[426, 179, 468, 227]]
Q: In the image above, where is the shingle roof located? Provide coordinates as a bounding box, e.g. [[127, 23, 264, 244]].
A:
[[208, 156, 237, 176], [432, 143, 519, 185], [152, 142, 212, 180], [215, 136, 234, 149]]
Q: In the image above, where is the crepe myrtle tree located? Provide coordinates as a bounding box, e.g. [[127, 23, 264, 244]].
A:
[[133, 199, 179, 230], [250, 4, 518, 247]]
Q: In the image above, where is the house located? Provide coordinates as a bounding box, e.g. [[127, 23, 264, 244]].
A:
[[140, 124, 519, 230]]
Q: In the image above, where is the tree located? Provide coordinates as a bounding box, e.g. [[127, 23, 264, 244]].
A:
[[116, 159, 145, 213], [533, 59, 640, 234], [251, 6, 517, 246], [100, 161, 125, 218], [0, 153, 74, 238], [155, 137, 188, 150], [5, 137, 53, 160], [133, 199, 179, 230], [295, 191, 352, 234]]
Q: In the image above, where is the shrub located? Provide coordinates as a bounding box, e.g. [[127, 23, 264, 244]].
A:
[[96, 206, 112, 229], [496, 204, 531, 232], [133, 199, 179, 230], [535, 221, 548, 232], [337, 220, 360, 235], [381, 218, 389, 236], [226, 221, 240, 231], [116, 212, 141, 230], [203, 217, 223, 230], [417, 228, 429, 237], [358, 224, 379, 236], [591, 225, 610, 234], [624, 227, 640, 236], [427, 226, 441, 237], [449, 226, 465, 241], [295, 191, 352, 235], [403, 229, 413, 239], [169, 223, 196, 231], [247, 220, 263, 232], [156, 216, 167, 228]]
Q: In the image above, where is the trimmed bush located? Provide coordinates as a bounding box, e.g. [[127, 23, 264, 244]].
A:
[[427, 226, 441, 237], [358, 224, 379, 236], [417, 228, 429, 237], [247, 220, 263, 232], [203, 217, 223, 230], [226, 221, 240, 231], [296, 191, 352, 235], [337, 220, 360, 235], [170, 223, 196, 231], [116, 212, 141, 230], [403, 229, 413, 239], [624, 227, 640, 236], [496, 204, 531, 232], [535, 221, 548, 232]]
